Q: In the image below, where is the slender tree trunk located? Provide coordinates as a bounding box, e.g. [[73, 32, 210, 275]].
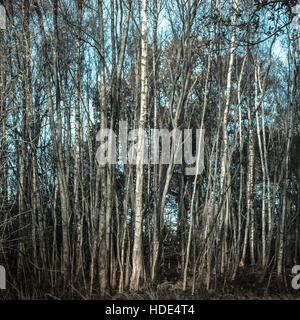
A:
[[130, 0, 148, 292]]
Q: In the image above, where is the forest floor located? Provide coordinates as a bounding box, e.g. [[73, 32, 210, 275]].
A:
[[1, 265, 299, 300], [103, 265, 300, 300], [112, 278, 300, 300]]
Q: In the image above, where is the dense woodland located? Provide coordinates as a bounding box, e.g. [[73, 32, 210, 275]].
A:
[[0, 0, 300, 299]]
